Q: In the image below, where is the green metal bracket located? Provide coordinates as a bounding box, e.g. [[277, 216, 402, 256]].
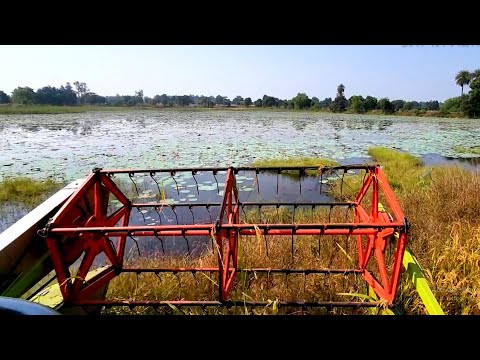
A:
[[402, 246, 444, 315], [1, 253, 51, 298]]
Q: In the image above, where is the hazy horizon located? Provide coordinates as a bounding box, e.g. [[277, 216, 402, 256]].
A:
[[1, 45, 479, 102]]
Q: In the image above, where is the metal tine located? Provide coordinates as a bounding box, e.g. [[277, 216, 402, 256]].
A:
[[345, 204, 352, 222], [192, 170, 200, 195], [345, 235, 350, 268], [189, 205, 195, 223], [154, 206, 163, 224], [319, 169, 324, 195], [291, 230, 295, 263], [318, 229, 322, 258], [137, 206, 146, 223], [255, 169, 260, 194], [206, 204, 213, 223], [293, 204, 297, 223], [191, 271, 198, 288], [167, 171, 178, 195], [182, 231, 191, 256], [264, 229, 269, 257], [210, 232, 215, 256], [241, 204, 248, 223], [213, 170, 220, 194], [154, 231, 165, 255], [128, 234, 141, 256], [276, 169, 281, 194], [171, 205, 179, 225], [266, 271, 270, 292], [150, 171, 161, 195], [129, 172, 139, 196], [299, 168, 305, 194], [336, 168, 356, 194]]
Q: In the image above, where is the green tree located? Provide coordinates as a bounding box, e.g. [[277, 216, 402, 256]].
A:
[[363, 96, 377, 112], [377, 98, 395, 114], [330, 84, 347, 113], [254, 99, 262, 107], [261, 95, 276, 107], [11, 87, 36, 105], [464, 77, 480, 118], [391, 100, 405, 112], [244, 97, 252, 107], [0, 90, 11, 104], [135, 90, 144, 104], [83, 93, 106, 105], [232, 96, 244, 105], [455, 70, 472, 97], [440, 97, 461, 114], [215, 95, 224, 106], [348, 95, 365, 113], [403, 101, 414, 111], [311, 97, 320, 109], [292, 93, 311, 109], [73, 81, 89, 101]]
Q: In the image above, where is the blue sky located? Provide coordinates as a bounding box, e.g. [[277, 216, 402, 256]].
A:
[[1, 45, 479, 102]]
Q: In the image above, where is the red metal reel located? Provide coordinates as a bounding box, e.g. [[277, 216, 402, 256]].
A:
[[43, 164, 408, 308]]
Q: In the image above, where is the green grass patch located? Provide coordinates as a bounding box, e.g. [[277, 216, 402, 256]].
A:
[[0, 177, 64, 206], [250, 157, 338, 176], [0, 105, 143, 114], [454, 145, 480, 155]]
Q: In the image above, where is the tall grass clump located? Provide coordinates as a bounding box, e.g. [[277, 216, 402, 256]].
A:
[[0, 177, 63, 207]]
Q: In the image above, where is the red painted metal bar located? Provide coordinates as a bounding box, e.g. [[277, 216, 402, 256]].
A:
[[98, 164, 377, 174], [355, 171, 373, 205], [99, 173, 131, 207], [76, 266, 117, 301], [371, 167, 379, 221], [116, 208, 130, 265], [376, 168, 405, 222], [121, 268, 363, 274], [49, 222, 404, 234], [49, 172, 96, 225], [70, 300, 383, 308], [387, 231, 407, 301], [46, 237, 71, 299]]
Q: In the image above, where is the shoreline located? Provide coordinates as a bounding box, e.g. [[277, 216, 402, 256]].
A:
[[0, 105, 469, 119]]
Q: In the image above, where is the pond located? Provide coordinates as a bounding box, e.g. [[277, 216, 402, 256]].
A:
[[1, 110, 480, 234], [1, 110, 480, 182]]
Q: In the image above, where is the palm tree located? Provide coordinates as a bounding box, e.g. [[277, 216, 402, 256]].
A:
[[337, 84, 345, 97], [455, 70, 472, 97]]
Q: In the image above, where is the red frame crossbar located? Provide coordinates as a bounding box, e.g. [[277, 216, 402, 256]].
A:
[[43, 165, 408, 308]]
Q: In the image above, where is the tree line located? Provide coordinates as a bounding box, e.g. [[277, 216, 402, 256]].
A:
[[0, 72, 478, 117]]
